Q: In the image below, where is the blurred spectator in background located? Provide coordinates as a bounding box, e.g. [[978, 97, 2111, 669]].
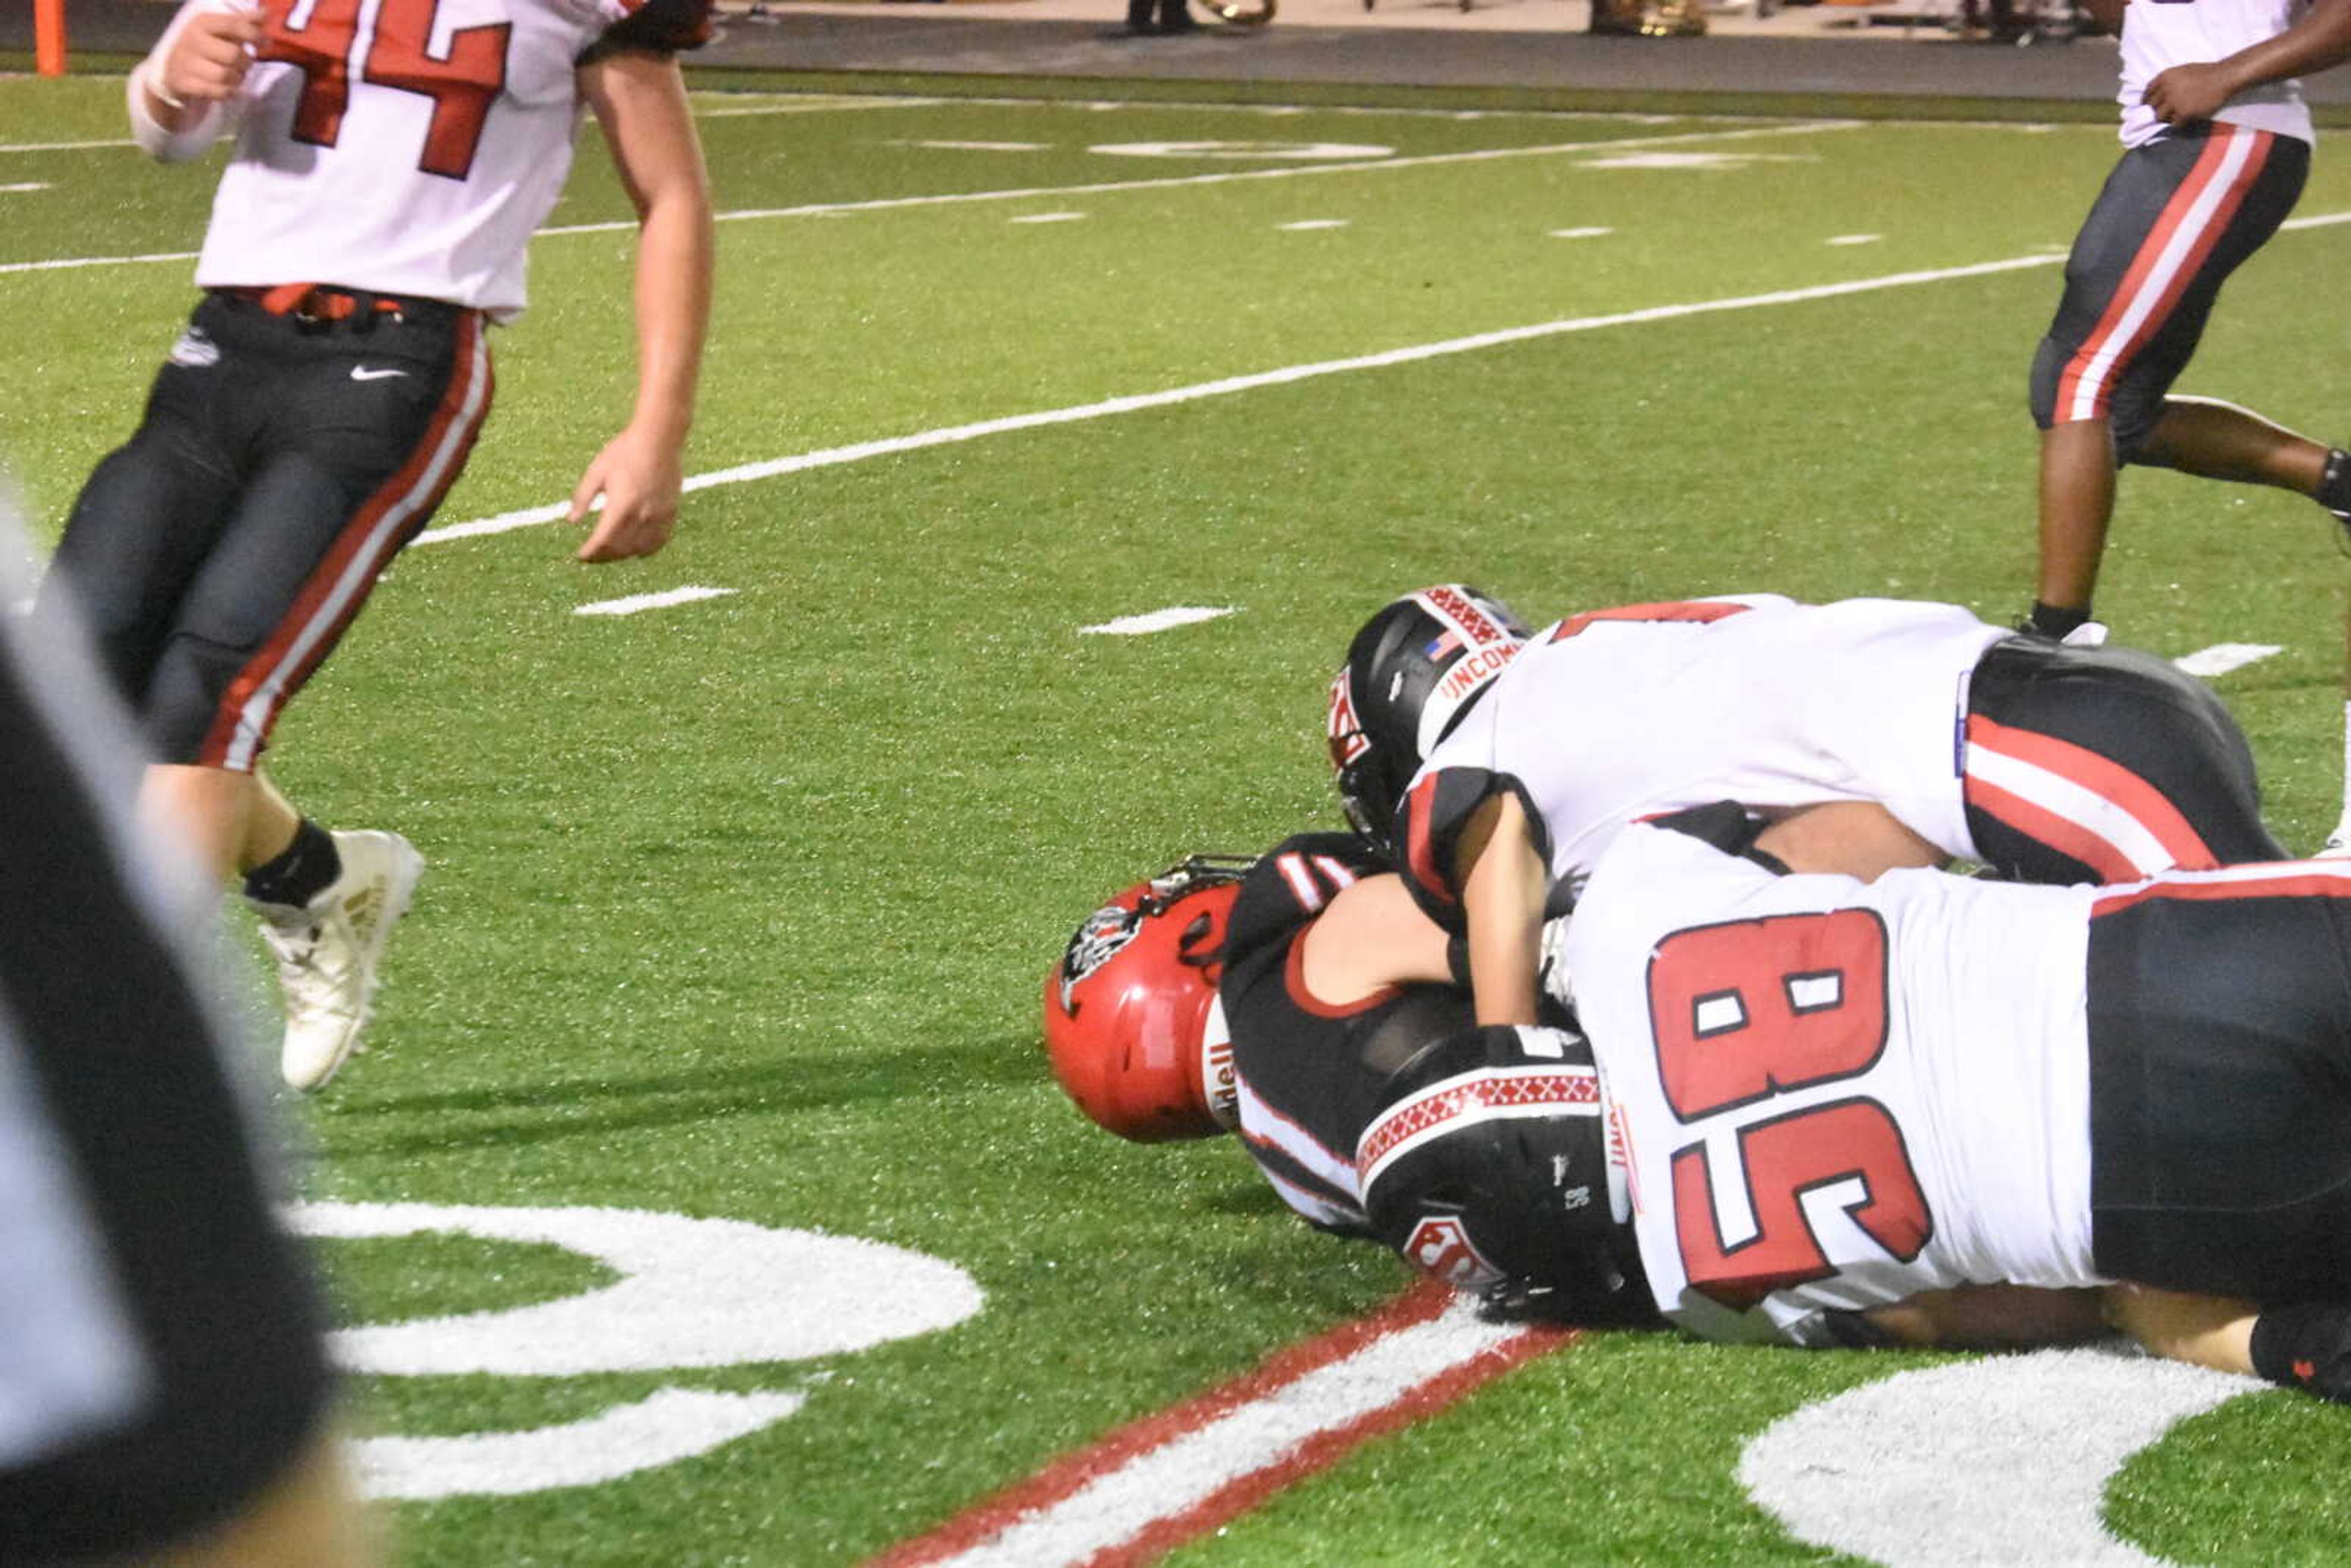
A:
[[0, 507, 373, 1567], [2024, 0, 2351, 850], [1123, 0, 1199, 34], [1588, 0, 1704, 35]]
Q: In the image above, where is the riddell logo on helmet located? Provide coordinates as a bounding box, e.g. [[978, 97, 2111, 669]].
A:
[[1420, 586, 1507, 648], [1403, 1214, 1505, 1289]]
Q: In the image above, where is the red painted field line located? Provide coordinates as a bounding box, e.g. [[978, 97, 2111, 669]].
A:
[[866, 1282, 1578, 1568]]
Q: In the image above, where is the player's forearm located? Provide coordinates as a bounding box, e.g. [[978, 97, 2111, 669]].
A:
[[2198, 0, 2351, 94], [1459, 797, 1547, 1026], [2102, 1283, 2257, 1374], [626, 187, 712, 448]]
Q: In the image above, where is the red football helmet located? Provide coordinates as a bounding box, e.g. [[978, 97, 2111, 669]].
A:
[[1042, 858, 1250, 1142]]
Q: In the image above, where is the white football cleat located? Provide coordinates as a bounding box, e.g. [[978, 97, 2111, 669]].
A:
[[2318, 827, 2351, 861], [2058, 620, 2110, 648], [253, 830, 425, 1092]]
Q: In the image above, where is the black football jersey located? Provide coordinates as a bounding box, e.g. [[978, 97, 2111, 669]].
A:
[[1220, 833, 1475, 1234]]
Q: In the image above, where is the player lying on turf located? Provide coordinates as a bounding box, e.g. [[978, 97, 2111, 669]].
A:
[[1326, 585, 2288, 1033], [1044, 809, 2351, 1404]]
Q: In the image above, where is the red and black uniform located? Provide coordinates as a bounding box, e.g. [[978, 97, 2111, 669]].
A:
[[42, 0, 710, 771], [1385, 596, 2282, 932], [1220, 833, 1477, 1234], [2030, 123, 2309, 459]]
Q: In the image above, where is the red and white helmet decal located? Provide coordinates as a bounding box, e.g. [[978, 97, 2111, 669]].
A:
[[1401, 1214, 1507, 1289], [1327, 667, 1370, 769], [1057, 902, 1141, 1014], [1356, 1064, 1601, 1196], [1410, 587, 1524, 758]]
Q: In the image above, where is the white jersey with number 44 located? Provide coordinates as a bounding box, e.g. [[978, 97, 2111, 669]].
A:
[[188, 0, 677, 317], [1561, 821, 2107, 1348]]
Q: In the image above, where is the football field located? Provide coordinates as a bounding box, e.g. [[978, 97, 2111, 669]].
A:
[[7, 70, 2351, 1566]]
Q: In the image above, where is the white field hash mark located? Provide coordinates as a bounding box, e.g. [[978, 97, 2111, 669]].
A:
[[1080, 607, 1237, 636], [574, 586, 737, 618], [2173, 642, 2282, 678]]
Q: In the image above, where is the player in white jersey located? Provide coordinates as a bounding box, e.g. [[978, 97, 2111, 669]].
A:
[[37, 0, 714, 1089], [1327, 586, 2284, 1032], [2024, 0, 2351, 851], [1556, 800, 2351, 1403]]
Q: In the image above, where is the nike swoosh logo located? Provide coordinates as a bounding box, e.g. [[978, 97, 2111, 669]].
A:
[[351, 366, 408, 382]]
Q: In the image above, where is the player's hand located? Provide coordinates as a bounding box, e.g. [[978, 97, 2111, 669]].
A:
[[2143, 63, 2232, 125], [568, 423, 683, 563], [160, 6, 265, 107]]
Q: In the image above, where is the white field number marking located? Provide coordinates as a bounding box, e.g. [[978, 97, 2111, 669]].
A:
[[574, 586, 737, 618], [287, 1202, 983, 1500], [1741, 1346, 2257, 1567], [1080, 606, 1237, 635]]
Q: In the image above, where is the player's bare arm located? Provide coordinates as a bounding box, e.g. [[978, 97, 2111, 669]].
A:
[[1751, 801, 1947, 882], [1296, 874, 1455, 1007], [1458, 792, 1547, 1027], [2146, 0, 2351, 122], [570, 48, 714, 565], [1860, 1284, 2109, 1352], [2101, 1283, 2257, 1373]]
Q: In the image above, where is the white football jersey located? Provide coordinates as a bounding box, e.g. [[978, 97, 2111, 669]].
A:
[[185, 0, 685, 317], [1561, 821, 2106, 1347], [1412, 596, 2007, 902], [2119, 0, 2311, 148]]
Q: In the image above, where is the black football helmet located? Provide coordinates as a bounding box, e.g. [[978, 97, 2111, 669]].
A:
[[1327, 585, 1529, 851], [1355, 1022, 1652, 1326]]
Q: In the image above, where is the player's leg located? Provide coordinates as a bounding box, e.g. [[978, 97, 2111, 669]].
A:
[[151, 298, 490, 1089], [2085, 880, 2351, 1302], [2025, 127, 2310, 639], [36, 326, 242, 722], [2032, 417, 2118, 630], [1961, 634, 2286, 882]]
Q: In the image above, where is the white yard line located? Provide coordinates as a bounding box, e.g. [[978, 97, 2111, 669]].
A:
[[413, 246, 2098, 547], [0, 119, 1859, 277]]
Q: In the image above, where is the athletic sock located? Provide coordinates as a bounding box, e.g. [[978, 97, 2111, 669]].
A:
[[2317, 449, 2351, 520], [243, 819, 342, 909], [2022, 601, 2091, 640]]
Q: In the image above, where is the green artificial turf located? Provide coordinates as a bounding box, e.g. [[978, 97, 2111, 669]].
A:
[[5, 77, 2347, 1565]]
